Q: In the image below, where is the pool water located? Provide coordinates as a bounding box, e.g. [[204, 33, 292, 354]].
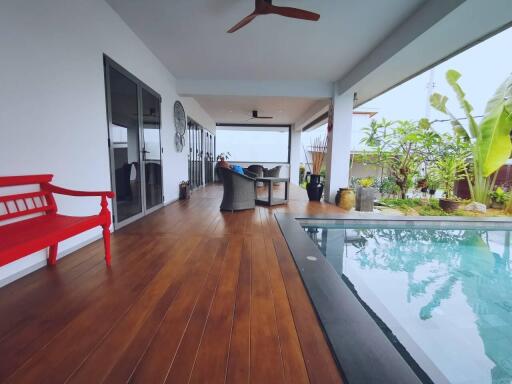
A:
[[302, 223, 512, 384]]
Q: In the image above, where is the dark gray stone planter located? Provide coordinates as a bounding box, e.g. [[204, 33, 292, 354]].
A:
[[356, 187, 375, 212]]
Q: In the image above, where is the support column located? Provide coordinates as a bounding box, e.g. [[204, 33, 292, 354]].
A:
[[289, 125, 302, 185], [324, 89, 354, 202]]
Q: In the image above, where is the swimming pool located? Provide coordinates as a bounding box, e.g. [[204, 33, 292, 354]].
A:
[[298, 220, 512, 384]]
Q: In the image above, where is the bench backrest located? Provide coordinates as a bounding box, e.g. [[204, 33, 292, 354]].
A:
[[0, 175, 56, 222]]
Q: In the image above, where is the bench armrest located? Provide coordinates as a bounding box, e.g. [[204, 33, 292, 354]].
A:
[[44, 183, 115, 198]]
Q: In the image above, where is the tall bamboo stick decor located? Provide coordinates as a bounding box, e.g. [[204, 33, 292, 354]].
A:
[[309, 136, 327, 175]]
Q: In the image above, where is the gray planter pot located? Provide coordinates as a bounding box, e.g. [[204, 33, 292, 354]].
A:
[[356, 187, 375, 212]]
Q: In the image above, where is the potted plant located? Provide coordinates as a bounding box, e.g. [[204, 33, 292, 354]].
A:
[[426, 173, 440, 197], [179, 180, 190, 200], [417, 178, 428, 195], [433, 157, 465, 212], [356, 177, 375, 212], [305, 136, 327, 201], [215, 152, 231, 181], [489, 187, 509, 209]]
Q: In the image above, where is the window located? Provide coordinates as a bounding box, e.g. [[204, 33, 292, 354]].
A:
[[216, 125, 290, 163]]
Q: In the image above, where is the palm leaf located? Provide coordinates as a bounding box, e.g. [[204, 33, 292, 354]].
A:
[[430, 92, 470, 140], [446, 70, 479, 138], [479, 74, 512, 176]]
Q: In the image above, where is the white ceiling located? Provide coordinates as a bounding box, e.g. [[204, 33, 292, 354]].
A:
[[106, 0, 426, 82], [193, 95, 325, 124]]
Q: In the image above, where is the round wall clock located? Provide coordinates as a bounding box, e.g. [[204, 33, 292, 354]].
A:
[[174, 100, 186, 136]]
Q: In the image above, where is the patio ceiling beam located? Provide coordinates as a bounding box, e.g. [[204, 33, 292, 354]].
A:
[[341, 0, 512, 106], [176, 79, 333, 99], [336, 0, 465, 96], [294, 100, 330, 132]]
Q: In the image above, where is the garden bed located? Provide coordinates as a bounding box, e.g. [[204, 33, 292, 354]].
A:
[[377, 198, 512, 217]]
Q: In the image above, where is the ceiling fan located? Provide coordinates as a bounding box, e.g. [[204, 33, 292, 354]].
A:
[[227, 0, 320, 33], [249, 110, 273, 120]]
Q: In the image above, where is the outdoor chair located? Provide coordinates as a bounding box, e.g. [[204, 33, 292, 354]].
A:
[[247, 164, 265, 187], [247, 164, 264, 177], [264, 165, 281, 178], [219, 167, 256, 211]]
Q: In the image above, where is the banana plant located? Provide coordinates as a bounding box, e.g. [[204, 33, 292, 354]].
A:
[[430, 70, 512, 204]]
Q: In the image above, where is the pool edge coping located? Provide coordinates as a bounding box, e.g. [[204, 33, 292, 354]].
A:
[[273, 213, 507, 384]]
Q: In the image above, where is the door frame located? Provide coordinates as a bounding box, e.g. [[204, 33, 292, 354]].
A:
[[187, 117, 205, 190], [103, 55, 164, 229]]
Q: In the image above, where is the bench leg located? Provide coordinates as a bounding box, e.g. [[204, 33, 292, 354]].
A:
[[102, 225, 111, 267], [48, 244, 58, 266]]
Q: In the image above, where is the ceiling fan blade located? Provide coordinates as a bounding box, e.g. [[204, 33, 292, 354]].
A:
[[227, 13, 258, 33], [268, 5, 320, 21]]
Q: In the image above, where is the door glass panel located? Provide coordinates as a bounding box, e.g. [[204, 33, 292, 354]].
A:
[[141, 89, 162, 209], [109, 68, 142, 222]]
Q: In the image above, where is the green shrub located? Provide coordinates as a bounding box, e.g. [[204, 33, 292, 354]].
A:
[[379, 198, 422, 208], [418, 202, 447, 216]]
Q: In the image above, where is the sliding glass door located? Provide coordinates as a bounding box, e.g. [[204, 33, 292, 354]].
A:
[[188, 118, 204, 190], [141, 88, 162, 210], [205, 130, 215, 185], [104, 57, 163, 228]]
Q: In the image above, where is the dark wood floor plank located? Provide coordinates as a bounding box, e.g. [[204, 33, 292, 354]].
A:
[[128, 238, 222, 383], [250, 237, 286, 384], [0, 239, 103, 326], [274, 238, 343, 384], [225, 238, 252, 384], [0, 184, 344, 384], [0, 235, 133, 340], [188, 236, 243, 384], [103, 237, 206, 383], [0, 234, 149, 382], [66, 235, 201, 384], [264, 238, 310, 384], [163, 239, 229, 383], [5, 237, 174, 384]]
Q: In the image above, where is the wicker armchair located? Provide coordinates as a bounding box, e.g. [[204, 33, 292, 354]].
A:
[[220, 168, 256, 211], [247, 164, 265, 187], [247, 164, 264, 178], [263, 165, 281, 178]]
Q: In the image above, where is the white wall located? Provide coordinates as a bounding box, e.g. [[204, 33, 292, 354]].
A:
[[182, 97, 216, 134], [0, 0, 213, 286], [289, 128, 302, 185]]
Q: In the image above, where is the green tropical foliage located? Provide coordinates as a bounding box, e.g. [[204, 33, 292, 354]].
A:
[[430, 70, 512, 204], [490, 187, 510, 205], [361, 119, 429, 198]]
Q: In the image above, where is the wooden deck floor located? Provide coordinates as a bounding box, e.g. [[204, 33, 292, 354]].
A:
[[0, 184, 344, 384]]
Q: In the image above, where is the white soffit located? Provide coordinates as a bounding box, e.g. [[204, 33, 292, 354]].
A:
[[193, 95, 325, 125], [349, 0, 512, 106], [105, 0, 426, 84]]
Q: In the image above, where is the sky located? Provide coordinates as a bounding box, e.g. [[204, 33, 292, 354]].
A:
[[302, 25, 512, 160], [216, 125, 289, 163]]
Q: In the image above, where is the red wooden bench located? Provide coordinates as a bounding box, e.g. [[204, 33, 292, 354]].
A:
[[0, 174, 115, 268]]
